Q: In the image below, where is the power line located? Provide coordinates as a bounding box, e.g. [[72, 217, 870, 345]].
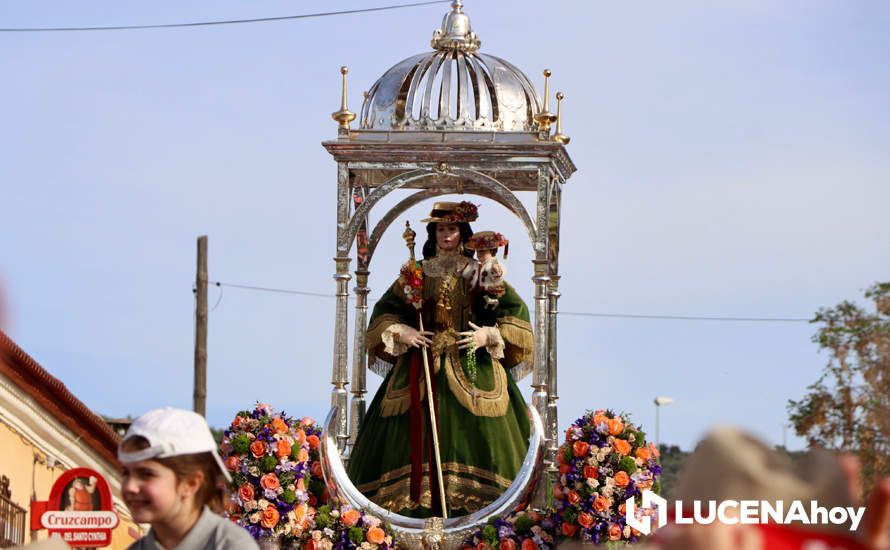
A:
[[0, 1, 450, 33], [212, 281, 336, 300], [560, 311, 809, 323], [209, 280, 811, 323]]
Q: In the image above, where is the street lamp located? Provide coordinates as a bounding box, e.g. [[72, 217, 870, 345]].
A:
[[654, 396, 674, 449]]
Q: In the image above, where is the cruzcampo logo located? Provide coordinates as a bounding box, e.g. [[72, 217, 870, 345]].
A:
[[625, 490, 668, 535]]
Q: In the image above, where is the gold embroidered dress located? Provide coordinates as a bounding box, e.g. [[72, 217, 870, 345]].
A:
[[346, 248, 534, 517]]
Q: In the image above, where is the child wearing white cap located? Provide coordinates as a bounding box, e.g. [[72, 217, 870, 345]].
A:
[[118, 407, 259, 550]]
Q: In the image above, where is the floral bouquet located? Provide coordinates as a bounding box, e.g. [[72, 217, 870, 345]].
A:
[[221, 403, 325, 544], [553, 410, 662, 545], [304, 505, 396, 550], [463, 510, 555, 549], [399, 260, 424, 309]]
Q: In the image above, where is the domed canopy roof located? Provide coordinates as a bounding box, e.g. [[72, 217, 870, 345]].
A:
[[360, 1, 542, 132]]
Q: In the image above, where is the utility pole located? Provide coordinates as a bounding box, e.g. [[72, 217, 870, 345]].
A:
[[193, 236, 208, 416]]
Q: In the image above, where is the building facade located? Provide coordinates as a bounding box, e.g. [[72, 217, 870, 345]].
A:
[[0, 331, 140, 548]]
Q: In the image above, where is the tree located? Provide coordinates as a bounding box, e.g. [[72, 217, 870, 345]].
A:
[[788, 282, 890, 495]]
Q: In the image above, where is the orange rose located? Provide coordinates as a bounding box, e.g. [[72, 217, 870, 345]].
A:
[[260, 504, 279, 529], [293, 503, 308, 523], [238, 483, 254, 502], [618, 502, 626, 516], [607, 417, 625, 436], [341, 508, 361, 527], [499, 538, 516, 550], [250, 440, 266, 458], [271, 416, 288, 434], [521, 540, 538, 550], [310, 461, 323, 479], [613, 438, 631, 456], [567, 490, 581, 505], [295, 429, 307, 446], [559, 463, 571, 475], [298, 448, 310, 463], [593, 414, 607, 427], [649, 442, 660, 458], [614, 471, 630, 487], [583, 465, 598, 479], [561, 522, 578, 537], [572, 441, 590, 457], [608, 523, 622, 541], [307, 434, 320, 450], [231, 415, 246, 429], [276, 439, 292, 459], [476, 543, 490, 550], [260, 473, 281, 491], [593, 495, 610, 512], [577, 512, 594, 529], [635, 446, 651, 461], [225, 456, 241, 472], [367, 526, 386, 545]]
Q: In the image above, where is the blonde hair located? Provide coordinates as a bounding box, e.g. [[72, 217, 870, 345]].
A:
[[120, 436, 227, 513]]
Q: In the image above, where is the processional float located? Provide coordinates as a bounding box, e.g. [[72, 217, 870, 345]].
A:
[[319, 2, 576, 547]]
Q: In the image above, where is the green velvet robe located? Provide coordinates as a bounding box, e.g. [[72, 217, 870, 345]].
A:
[[346, 260, 534, 517]]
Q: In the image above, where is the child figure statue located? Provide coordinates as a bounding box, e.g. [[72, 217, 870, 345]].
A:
[[464, 231, 509, 310]]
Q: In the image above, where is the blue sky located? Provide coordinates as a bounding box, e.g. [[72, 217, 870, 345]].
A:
[[2, 0, 889, 451]]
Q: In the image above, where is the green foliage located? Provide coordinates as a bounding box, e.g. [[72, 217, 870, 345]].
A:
[[260, 455, 278, 473], [308, 478, 326, 498], [348, 527, 365, 544], [562, 507, 578, 525], [512, 513, 533, 535], [482, 524, 498, 544], [787, 282, 890, 496], [562, 444, 573, 464], [656, 445, 688, 500], [315, 505, 332, 530], [278, 471, 295, 487], [231, 434, 251, 455], [619, 456, 637, 474]]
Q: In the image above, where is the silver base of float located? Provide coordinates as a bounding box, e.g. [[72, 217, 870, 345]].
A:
[[320, 405, 546, 549]]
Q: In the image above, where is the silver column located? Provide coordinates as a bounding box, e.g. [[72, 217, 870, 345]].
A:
[[331, 162, 352, 453], [349, 270, 370, 450], [547, 275, 561, 473]]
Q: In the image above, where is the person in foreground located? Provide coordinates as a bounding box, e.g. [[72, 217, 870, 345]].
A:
[[639, 426, 890, 550], [118, 407, 259, 550]]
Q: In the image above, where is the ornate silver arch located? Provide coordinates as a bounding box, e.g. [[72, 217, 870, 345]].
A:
[[339, 167, 536, 260]]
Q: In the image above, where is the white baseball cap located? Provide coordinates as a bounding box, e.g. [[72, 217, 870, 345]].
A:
[[118, 407, 231, 482]]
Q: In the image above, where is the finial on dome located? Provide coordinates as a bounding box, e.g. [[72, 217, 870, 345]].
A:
[[431, 0, 480, 53], [552, 91, 570, 145], [331, 66, 356, 133], [534, 69, 557, 133]]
